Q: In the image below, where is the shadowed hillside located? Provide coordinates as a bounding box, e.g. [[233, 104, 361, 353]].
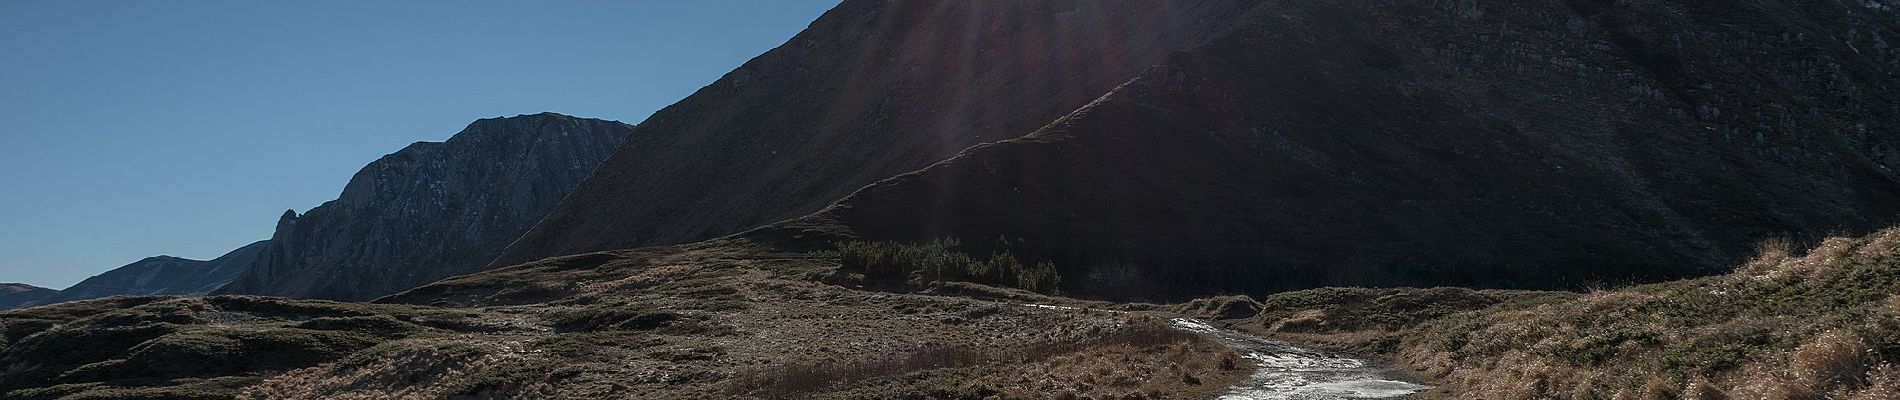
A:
[[761, 0, 1900, 299], [493, 0, 1257, 266]]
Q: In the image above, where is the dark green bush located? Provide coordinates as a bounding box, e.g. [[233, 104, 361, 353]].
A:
[[824, 239, 1061, 294]]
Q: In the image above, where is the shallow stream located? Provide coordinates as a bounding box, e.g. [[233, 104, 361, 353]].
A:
[[1169, 318, 1428, 399]]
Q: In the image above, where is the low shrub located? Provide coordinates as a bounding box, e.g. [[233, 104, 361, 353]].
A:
[[823, 239, 1061, 294], [1387, 227, 1900, 398]]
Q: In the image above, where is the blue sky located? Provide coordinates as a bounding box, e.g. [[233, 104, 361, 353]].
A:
[[0, 1, 839, 289]]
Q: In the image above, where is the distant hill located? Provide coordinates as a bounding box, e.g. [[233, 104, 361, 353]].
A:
[[30, 241, 268, 306], [0, 284, 54, 310], [216, 113, 632, 301]]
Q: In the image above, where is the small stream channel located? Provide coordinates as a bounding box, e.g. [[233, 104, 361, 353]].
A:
[[1169, 318, 1428, 399]]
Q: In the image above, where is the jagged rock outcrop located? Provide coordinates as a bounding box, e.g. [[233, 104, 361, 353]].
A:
[[493, 0, 1259, 266], [0, 284, 54, 310], [217, 113, 632, 300], [33, 241, 268, 306]]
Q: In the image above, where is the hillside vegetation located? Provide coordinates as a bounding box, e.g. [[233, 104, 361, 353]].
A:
[[823, 239, 1062, 295], [1247, 228, 1900, 399], [0, 240, 1247, 399]]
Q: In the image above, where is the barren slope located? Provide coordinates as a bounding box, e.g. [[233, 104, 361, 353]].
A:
[[765, 0, 1900, 299], [494, 0, 1256, 266]]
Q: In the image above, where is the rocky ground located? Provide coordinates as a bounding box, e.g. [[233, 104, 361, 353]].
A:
[[0, 239, 1249, 399]]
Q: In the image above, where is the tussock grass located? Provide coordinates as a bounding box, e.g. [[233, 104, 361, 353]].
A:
[[729, 317, 1220, 398], [0, 296, 450, 399], [1371, 228, 1900, 398], [1176, 295, 1263, 320]]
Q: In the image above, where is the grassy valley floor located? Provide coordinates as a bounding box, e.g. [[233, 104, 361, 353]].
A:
[[0, 240, 1248, 399], [11, 228, 1900, 399]]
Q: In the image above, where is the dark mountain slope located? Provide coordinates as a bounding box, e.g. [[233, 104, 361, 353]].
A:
[[33, 241, 267, 306], [493, 0, 1257, 266], [217, 113, 631, 301], [762, 0, 1900, 299], [0, 284, 53, 310]]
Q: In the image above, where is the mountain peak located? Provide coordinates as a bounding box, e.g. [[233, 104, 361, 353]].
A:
[[215, 114, 634, 300]]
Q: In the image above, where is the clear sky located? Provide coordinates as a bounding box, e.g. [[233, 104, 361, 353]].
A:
[[0, 1, 839, 289]]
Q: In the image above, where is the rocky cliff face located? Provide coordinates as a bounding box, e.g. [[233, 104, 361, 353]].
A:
[[758, 0, 1900, 299], [493, 0, 1258, 266], [33, 241, 268, 306], [0, 284, 54, 310], [216, 113, 632, 300]]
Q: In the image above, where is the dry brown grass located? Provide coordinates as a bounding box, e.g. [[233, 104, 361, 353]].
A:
[[1680, 377, 1728, 400], [1355, 227, 1900, 399], [1791, 330, 1874, 387], [729, 317, 1242, 399], [1739, 236, 1862, 281], [584, 264, 697, 292], [1726, 330, 1882, 399], [1851, 364, 1900, 400], [1736, 237, 1797, 276], [734, 344, 989, 396], [1267, 309, 1329, 332], [240, 339, 544, 400]]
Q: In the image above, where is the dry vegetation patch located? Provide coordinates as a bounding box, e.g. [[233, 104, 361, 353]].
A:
[[1273, 228, 1900, 399], [733, 317, 1247, 399], [1, 241, 1257, 399]]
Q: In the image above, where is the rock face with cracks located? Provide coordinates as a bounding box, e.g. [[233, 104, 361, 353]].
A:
[[218, 113, 632, 301]]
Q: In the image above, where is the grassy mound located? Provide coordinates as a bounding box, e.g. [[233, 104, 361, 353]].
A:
[[0, 296, 445, 399], [1175, 295, 1265, 320], [1259, 228, 1900, 399]]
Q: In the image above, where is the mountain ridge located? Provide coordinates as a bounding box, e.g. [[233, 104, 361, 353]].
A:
[[215, 112, 633, 300], [30, 240, 269, 307], [0, 284, 54, 310]]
